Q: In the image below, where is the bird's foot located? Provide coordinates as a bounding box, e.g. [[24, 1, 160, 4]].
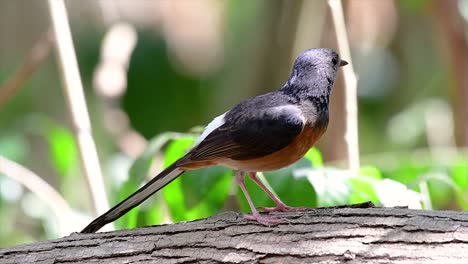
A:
[[261, 204, 308, 213], [243, 213, 284, 226]]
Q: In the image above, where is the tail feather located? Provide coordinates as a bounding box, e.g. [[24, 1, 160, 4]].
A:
[[81, 162, 185, 233]]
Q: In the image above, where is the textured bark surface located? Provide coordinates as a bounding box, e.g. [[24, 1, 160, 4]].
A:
[[1, 206, 468, 263]]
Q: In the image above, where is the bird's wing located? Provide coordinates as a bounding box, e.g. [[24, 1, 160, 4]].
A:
[[189, 104, 305, 161]]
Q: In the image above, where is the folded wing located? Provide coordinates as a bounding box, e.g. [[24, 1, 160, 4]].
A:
[[189, 105, 305, 161]]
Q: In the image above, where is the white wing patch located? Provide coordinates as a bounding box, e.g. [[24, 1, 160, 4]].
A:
[[194, 112, 227, 145], [194, 105, 303, 146], [269, 105, 305, 124]]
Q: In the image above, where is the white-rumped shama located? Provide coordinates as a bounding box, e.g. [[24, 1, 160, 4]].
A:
[[81, 48, 347, 233]]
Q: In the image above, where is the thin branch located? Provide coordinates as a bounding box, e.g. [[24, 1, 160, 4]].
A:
[[47, 0, 112, 229], [0, 31, 53, 108], [328, 0, 360, 172], [0, 156, 75, 236]]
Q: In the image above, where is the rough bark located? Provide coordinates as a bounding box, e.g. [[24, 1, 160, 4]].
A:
[[1, 206, 468, 264]]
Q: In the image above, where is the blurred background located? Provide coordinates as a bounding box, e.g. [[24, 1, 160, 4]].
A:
[[0, 0, 467, 247]]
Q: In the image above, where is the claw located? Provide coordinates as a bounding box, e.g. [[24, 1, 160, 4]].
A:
[[261, 205, 308, 213], [243, 213, 284, 225]]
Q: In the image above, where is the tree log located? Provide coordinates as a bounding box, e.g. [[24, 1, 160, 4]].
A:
[[1, 206, 468, 263]]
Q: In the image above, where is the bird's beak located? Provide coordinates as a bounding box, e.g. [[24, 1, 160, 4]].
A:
[[339, 60, 348, 67]]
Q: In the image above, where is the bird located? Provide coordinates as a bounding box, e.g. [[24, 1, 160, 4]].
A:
[[81, 48, 348, 233]]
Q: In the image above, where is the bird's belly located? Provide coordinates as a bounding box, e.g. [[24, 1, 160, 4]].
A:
[[220, 125, 326, 172]]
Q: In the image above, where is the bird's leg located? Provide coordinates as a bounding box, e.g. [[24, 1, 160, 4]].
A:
[[235, 170, 282, 225], [248, 172, 306, 212]]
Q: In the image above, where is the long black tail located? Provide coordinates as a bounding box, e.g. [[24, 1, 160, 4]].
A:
[[81, 162, 185, 233]]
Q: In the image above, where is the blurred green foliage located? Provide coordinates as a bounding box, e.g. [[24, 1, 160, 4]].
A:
[[123, 35, 209, 137]]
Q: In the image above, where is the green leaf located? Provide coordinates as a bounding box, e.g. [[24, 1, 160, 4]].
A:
[[265, 159, 317, 207], [345, 166, 382, 204], [348, 176, 379, 204], [181, 167, 232, 220], [451, 159, 468, 191], [21, 114, 78, 177], [359, 166, 382, 180], [423, 171, 468, 210], [114, 180, 141, 230], [384, 159, 429, 186], [306, 168, 352, 207], [128, 132, 187, 185], [116, 132, 194, 229], [181, 166, 232, 210], [304, 147, 323, 167], [163, 137, 195, 165], [451, 159, 468, 210], [138, 197, 165, 227], [163, 137, 195, 219], [46, 128, 77, 176], [373, 178, 422, 208], [237, 158, 317, 212], [163, 136, 232, 221]]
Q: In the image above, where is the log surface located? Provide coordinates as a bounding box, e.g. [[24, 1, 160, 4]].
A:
[[1, 207, 468, 263]]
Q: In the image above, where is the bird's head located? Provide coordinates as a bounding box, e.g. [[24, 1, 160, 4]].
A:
[[291, 48, 347, 80], [285, 48, 347, 98]]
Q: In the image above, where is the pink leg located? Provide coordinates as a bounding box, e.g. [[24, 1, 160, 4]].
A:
[[248, 172, 305, 212], [235, 171, 282, 225]]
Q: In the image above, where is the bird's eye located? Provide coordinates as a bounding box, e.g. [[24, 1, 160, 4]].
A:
[[332, 58, 338, 65]]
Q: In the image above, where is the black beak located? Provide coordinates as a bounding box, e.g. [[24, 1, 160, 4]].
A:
[[339, 60, 348, 67]]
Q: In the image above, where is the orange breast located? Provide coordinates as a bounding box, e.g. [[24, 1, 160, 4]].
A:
[[219, 124, 326, 172]]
